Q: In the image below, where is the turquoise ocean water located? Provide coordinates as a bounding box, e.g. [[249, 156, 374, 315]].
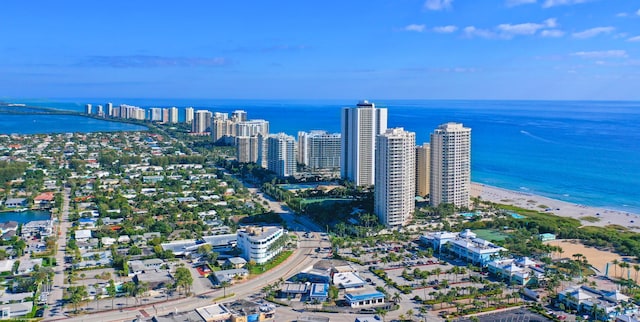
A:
[[2, 98, 639, 214]]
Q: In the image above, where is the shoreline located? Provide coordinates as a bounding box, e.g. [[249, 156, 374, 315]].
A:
[[471, 182, 640, 233]]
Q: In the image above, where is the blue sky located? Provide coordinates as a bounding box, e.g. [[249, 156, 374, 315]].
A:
[[1, 0, 639, 100]]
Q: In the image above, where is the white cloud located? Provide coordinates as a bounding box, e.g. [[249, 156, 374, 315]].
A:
[[541, 29, 565, 37], [495, 18, 559, 38], [542, 0, 587, 8], [463, 26, 496, 39], [404, 24, 426, 32], [616, 12, 628, 17], [424, 0, 453, 10], [544, 18, 558, 28], [506, 0, 537, 7], [637, 9, 640, 16], [497, 22, 546, 36], [433, 25, 458, 33], [572, 26, 615, 39], [571, 50, 628, 59], [628, 36, 640, 42]]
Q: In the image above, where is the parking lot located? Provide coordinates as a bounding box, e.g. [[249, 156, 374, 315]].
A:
[[455, 308, 552, 322]]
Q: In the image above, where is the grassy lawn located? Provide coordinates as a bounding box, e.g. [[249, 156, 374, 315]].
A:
[[580, 216, 601, 223], [473, 229, 509, 242], [249, 250, 293, 275], [300, 198, 352, 206]]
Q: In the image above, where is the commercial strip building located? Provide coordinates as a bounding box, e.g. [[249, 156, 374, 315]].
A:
[[420, 229, 506, 266], [558, 286, 638, 321], [195, 300, 276, 322], [486, 257, 545, 286], [345, 290, 386, 308]]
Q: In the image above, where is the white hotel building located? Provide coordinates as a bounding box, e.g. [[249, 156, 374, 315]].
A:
[[236, 226, 285, 264]]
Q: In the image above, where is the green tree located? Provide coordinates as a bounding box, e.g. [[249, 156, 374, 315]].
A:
[[106, 279, 117, 309], [174, 267, 193, 296], [68, 285, 88, 313], [328, 285, 339, 301], [220, 280, 231, 297]]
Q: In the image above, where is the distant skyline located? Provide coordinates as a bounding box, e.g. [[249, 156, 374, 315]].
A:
[[1, 0, 639, 100]]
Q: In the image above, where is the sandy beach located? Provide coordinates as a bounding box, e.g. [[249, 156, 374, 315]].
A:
[[471, 182, 640, 233]]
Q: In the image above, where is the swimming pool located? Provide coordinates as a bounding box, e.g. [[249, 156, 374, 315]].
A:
[[510, 212, 526, 219]]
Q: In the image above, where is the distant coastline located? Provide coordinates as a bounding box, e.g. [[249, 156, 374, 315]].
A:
[[0, 103, 148, 134], [4, 98, 639, 215]]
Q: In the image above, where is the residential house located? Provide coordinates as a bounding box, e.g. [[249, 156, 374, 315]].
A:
[[4, 198, 27, 208]]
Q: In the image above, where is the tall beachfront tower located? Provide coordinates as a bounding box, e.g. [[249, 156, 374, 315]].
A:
[[341, 100, 388, 186], [430, 122, 471, 208], [192, 110, 212, 133], [374, 128, 416, 227], [169, 107, 179, 123], [184, 107, 194, 124], [297, 130, 341, 170], [416, 143, 430, 197], [266, 133, 296, 177], [85, 104, 92, 115]]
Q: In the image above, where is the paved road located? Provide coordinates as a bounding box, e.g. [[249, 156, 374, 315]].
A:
[[53, 187, 329, 322], [44, 187, 72, 319]]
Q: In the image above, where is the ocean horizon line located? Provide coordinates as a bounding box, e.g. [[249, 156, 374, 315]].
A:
[[4, 97, 640, 103]]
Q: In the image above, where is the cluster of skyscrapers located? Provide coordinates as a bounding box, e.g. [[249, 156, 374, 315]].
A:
[[84, 100, 471, 227], [85, 103, 148, 121]]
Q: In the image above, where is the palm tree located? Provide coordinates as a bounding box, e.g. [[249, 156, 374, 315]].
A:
[[106, 279, 117, 309], [94, 283, 102, 311], [620, 262, 630, 280], [220, 281, 231, 297], [392, 292, 402, 304], [633, 264, 640, 284], [612, 259, 620, 278]]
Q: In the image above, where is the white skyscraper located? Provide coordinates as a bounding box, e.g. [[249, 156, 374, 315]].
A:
[[85, 104, 92, 115], [150, 108, 163, 121], [266, 133, 296, 177], [235, 136, 260, 163], [192, 110, 212, 133], [184, 107, 194, 124], [374, 128, 416, 227], [231, 110, 247, 122], [106, 102, 113, 117], [236, 119, 269, 137], [430, 122, 471, 208], [341, 100, 388, 186], [169, 107, 179, 123], [298, 130, 341, 170], [96, 105, 103, 116]]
